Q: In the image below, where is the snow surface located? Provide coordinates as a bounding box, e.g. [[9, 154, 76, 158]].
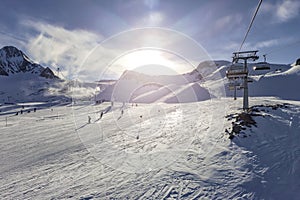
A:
[[96, 69, 209, 103], [0, 97, 300, 199], [1, 59, 300, 199]]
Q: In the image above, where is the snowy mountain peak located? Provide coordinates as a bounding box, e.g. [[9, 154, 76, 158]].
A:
[[0, 46, 58, 79], [1, 46, 23, 58]]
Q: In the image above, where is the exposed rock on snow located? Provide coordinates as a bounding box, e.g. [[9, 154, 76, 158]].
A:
[[225, 103, 291, 139]]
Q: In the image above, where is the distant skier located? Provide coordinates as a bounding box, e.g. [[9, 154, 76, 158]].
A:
[[100, 111, 103, 119], [20, 110, 23, 114], [34, 108, 36, 112], [88, 116, 91, 124], [121, 109, 124, 115]]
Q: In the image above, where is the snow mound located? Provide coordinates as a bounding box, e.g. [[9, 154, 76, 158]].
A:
[[224, 101, 300, 199], [205, 61, 300, 101], [96, 69, 210, 103]]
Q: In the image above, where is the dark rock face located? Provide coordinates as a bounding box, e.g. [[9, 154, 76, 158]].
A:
[[40, 67, 57, 79], [296, 58, 300, 66], [0, 66, 8, 76], [0, 46, 58, 79]]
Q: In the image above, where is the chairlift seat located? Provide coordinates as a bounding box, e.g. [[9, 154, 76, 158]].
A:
[[226, 70, 248, 78], [253, 62, 270, 70], [226, 63, 248, 78], [229, 85, 235, 90]]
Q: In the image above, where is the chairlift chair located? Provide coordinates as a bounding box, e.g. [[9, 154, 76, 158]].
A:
[[253, 62, 270, 70], [253, 54, 270, 70], [226, 63, 248, 79]]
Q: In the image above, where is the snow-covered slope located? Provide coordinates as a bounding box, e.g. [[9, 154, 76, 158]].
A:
[[96, 59, 299, 104], [202, 60, 300, 101], [1, 52, 300, 199], [96, 69, 210, 103], [0, 97, 299, 199], [0, 46, 84, 103], [228, 63, 300, 100], [0, 73, 70, 103]]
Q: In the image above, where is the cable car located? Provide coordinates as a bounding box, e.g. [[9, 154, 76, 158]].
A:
[[226, 63, 248, 79]]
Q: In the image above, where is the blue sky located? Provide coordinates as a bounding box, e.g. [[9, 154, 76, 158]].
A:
[[0, 0, 299, 80]]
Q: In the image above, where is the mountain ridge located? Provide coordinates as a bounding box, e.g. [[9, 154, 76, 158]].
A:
[[0, 46, 58, 79]]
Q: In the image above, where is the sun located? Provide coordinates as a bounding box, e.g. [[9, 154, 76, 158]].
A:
[[112, 49, 192, 76]]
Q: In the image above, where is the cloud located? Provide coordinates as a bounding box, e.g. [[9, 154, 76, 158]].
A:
[[214, 14, 242, 32], [255, 39, 279, 49], [276, 0, 300, 22], [0, 30, 26, 49], [18, 22, 211, 81], [261, 0, 300, 23], [136, 11, 164, 26], [21, 20, 103, 79], [143, 0, 160, 9]]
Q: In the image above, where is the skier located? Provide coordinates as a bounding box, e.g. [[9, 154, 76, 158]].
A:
[[88, 116, 91, 124], [100, 111, 103, 119]]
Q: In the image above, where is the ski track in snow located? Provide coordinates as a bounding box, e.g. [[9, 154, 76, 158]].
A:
[[0, 98, 300, 199]]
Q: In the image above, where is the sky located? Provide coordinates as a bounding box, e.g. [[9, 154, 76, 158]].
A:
[[0, 0, 300, 80]]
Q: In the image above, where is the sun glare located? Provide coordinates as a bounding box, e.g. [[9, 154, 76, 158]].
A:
[[112, 49, 192, 76]]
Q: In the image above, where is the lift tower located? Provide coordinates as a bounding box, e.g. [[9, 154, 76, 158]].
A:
[[226, 50, 259, 110]]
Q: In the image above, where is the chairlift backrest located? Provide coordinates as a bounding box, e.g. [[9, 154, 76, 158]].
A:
[[253, 62, 270, 70], [226, 63, 248, 78], [230, 63, 244, 70]]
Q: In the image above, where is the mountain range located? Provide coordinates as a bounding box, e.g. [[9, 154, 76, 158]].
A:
[[0, 46, 69, 103], [0, 45, 299, 104]]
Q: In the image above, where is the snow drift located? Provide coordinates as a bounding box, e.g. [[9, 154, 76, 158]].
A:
[[96, 69, 211, 103]]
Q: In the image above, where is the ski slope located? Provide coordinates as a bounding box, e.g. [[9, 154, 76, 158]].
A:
[[1, 97, 300, 199]]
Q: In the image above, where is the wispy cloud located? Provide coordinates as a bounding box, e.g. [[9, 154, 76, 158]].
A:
[[255, 39, 279, 49], [214, 14, 243, 33], [276, 0, 300, 22], [21, 20, 103, 80], [261, 0, 300, 23]]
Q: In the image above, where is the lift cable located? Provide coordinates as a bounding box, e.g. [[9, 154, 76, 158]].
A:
[[238, 0, 263, 52]]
